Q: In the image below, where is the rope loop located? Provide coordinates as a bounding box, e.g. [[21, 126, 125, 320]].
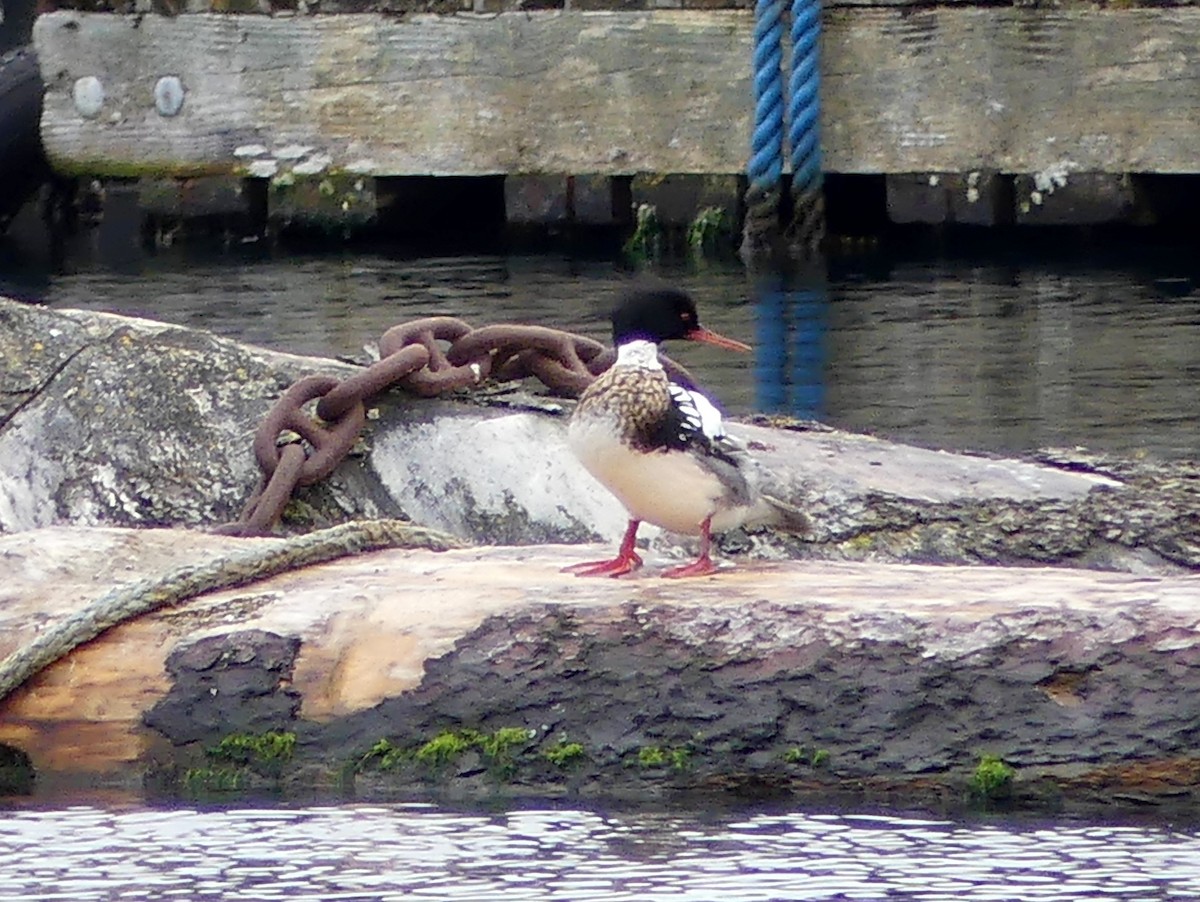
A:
[[743, 0, 787, 258], [744, 0, 824, 255]]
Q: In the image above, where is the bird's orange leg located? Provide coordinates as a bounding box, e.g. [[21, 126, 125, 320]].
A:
[[562, 520, 644, 577], [661, 515, 719, 579]]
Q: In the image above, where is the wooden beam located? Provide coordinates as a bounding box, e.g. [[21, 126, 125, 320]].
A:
[[31, 9, 1200, 178], [33, 11, 752, 177], [824, 6, 1200, 176]]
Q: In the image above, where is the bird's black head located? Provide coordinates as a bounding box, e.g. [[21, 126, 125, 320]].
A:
[[609, 286, 752, 352], [610, 287, 701, 346]]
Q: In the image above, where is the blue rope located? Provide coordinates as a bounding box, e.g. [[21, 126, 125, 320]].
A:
[[749, 0, 784, 195], [742, 0, 785, 258], [787, 0, 825, 251]]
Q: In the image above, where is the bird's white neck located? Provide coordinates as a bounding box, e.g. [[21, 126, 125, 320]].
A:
[[615, 339, 663, 370]]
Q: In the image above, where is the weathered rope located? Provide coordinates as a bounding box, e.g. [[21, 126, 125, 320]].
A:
[[742, 0, 786, 260], [0, 520, 464, 703], [786, 0, 825, 253]]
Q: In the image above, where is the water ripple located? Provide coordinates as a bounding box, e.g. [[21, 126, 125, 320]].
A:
[[24, 250, 1200, 457], [1, 804, 1198, 901]]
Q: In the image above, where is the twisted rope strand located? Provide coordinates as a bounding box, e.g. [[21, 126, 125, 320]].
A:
[[743, 0, 786, 259], [787, 0, 825, 254]]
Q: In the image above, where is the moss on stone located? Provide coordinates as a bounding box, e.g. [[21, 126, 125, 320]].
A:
[[637, 745, 691, 771], [360, 727, 538, 781], [414, 730, 477, 768], [208, 730, 296, 770], [478, 727, 533, 763], [543, 740, 585, 767], [182, 765, 246, 793], [179, 730, 297, 793], [783, 746, 830, 767], [623, 203, 662, 261], [360, 738, 408, 770], [47, 155, 229, 180], [969, 754, 1015, 801], [686, 205, 730, 257]]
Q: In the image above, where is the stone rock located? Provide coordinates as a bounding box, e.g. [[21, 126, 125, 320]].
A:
[[0, 297, 370, 531], [4, 295, 1197, 574]]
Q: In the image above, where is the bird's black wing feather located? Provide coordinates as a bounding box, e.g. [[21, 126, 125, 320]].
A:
[[654, 384, 742, 468]]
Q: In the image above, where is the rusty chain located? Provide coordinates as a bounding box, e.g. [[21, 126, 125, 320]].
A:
[[217, 318, 697, 537]]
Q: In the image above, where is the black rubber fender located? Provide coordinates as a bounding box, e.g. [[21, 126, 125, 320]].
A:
[[0, 45, 48, 231]]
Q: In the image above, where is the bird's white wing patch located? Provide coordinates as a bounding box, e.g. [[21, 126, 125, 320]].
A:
[[668, 383, 726, 442]]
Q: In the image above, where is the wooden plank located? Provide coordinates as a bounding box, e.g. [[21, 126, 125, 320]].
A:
[[33, 11, 751, 177], [32, 9, 1200, 177], [823, 6, 1200, 175]]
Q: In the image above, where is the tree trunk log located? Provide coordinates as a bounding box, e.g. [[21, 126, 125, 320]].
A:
[[3, 526, 1200, 810]]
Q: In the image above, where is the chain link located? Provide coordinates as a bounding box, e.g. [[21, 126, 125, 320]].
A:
[[218, 317, 696, 537]]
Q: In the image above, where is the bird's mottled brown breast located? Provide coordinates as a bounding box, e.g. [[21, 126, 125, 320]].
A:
[[574, 366, 672, 453]]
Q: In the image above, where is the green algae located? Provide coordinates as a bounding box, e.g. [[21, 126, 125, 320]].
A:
[[969, 754, 1016, 801], [543, 740, 585, 767]]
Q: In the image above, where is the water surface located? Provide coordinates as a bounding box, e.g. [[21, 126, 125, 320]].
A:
[[2, 803, 1199, 902], [8, 246, 1196, 458]]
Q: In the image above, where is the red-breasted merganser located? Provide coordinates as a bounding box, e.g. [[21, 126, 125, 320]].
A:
[[564, 286, 758, 579]]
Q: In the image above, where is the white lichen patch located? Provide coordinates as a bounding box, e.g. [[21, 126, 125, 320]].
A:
[[0, 416, 67, 532], [274, 144, 314, 161], [897, 131, 948, 148], [1032, 159, 1081, 196], [246, 159, 279, 179], [963, 170, 983, 204], [293, 153, 333, 176], [183, 386, 214, 417]]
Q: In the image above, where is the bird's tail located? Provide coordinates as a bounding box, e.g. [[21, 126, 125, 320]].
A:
[[744, 493, 810, 534]]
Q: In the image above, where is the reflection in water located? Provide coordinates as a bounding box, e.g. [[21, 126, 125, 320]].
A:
[[7, 248, 1200, 457], [754, 279, 827, 420], [0, 804, 1197, 901], [820, 262, 1200, 457]]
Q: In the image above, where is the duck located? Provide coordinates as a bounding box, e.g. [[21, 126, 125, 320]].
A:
[[564, 285, 774, 578]]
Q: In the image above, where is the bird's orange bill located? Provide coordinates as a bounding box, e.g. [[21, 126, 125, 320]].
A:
[[684, 327, 752, 352]]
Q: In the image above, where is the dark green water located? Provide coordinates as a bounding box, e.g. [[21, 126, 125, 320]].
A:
[[6, 243, 1199, 459]]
